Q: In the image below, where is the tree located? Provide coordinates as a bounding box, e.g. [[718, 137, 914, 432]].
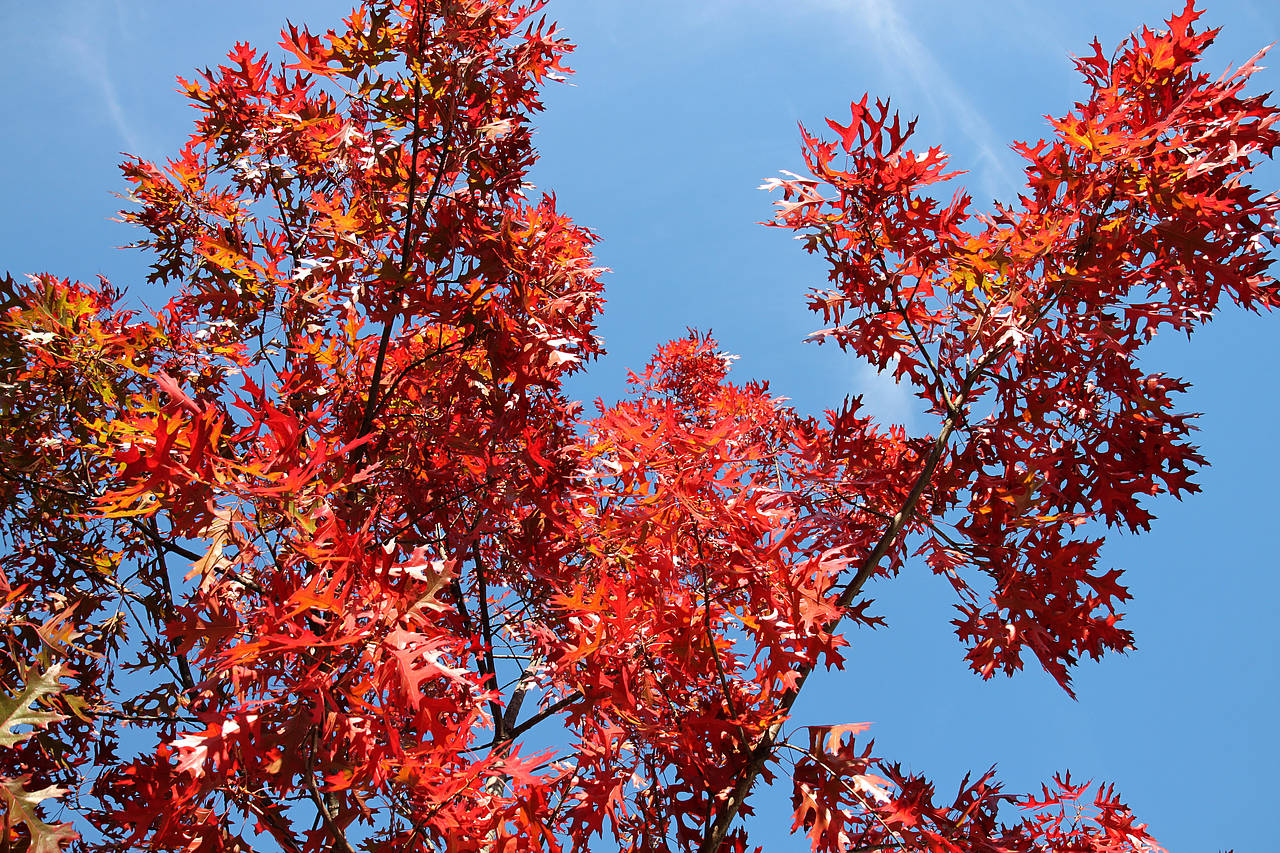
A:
[[0, 1, 1276, 851]]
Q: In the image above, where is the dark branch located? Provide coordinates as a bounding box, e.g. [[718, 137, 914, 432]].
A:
[[305, 731, 356, 853], [473, 544, 506, 741], [698, 348, 1004, 853]]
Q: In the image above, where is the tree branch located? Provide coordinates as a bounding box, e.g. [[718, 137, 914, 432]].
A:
[[697, 350, 1002, 853], [695, 535, 739, 720], [305, 731, 356, 853], [483, 657, 544, 796], [128, 515, 266, 595], [461, 691, 582, 755], [350, 3, 454, 469], [472, 543, 506, 742], [147, 517, 196, 693], [225, 786, 306, 853]]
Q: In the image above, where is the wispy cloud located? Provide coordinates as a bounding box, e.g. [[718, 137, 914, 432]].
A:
[[801, 0, 1023, 202], [850, 361, 926, 433], [61, 36, 145, 155], [56, 0, 149, 156]]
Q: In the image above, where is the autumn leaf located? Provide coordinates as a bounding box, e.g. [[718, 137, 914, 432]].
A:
[[0, 778, 77, 853], [0, 665, 67, 749]]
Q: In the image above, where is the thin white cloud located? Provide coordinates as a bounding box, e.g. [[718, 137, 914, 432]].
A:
[[802, 0, 1023, 202], [850, 361, 926, 433], [54, 0, 149, 156], [61, 35, 145, 155], [1004, 0, 1075, 61]]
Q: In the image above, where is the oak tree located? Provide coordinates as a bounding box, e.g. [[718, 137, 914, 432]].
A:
[[1, 2, 1276, 852]]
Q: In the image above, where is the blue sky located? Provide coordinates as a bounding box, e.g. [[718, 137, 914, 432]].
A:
[[2, 1, 1277, 850]]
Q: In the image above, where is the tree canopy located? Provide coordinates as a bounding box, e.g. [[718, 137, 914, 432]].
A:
[[1, 2, 1276, 852]]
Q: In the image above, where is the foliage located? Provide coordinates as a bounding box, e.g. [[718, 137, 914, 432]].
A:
[[0, 665, 76, 853], [0, 1, 1276, 851]]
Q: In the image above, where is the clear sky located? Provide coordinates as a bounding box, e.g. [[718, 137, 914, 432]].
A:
[[2, 1, 1277, 850]]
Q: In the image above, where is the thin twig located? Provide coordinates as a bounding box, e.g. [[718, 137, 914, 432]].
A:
[[890, 280, 960, 421]]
